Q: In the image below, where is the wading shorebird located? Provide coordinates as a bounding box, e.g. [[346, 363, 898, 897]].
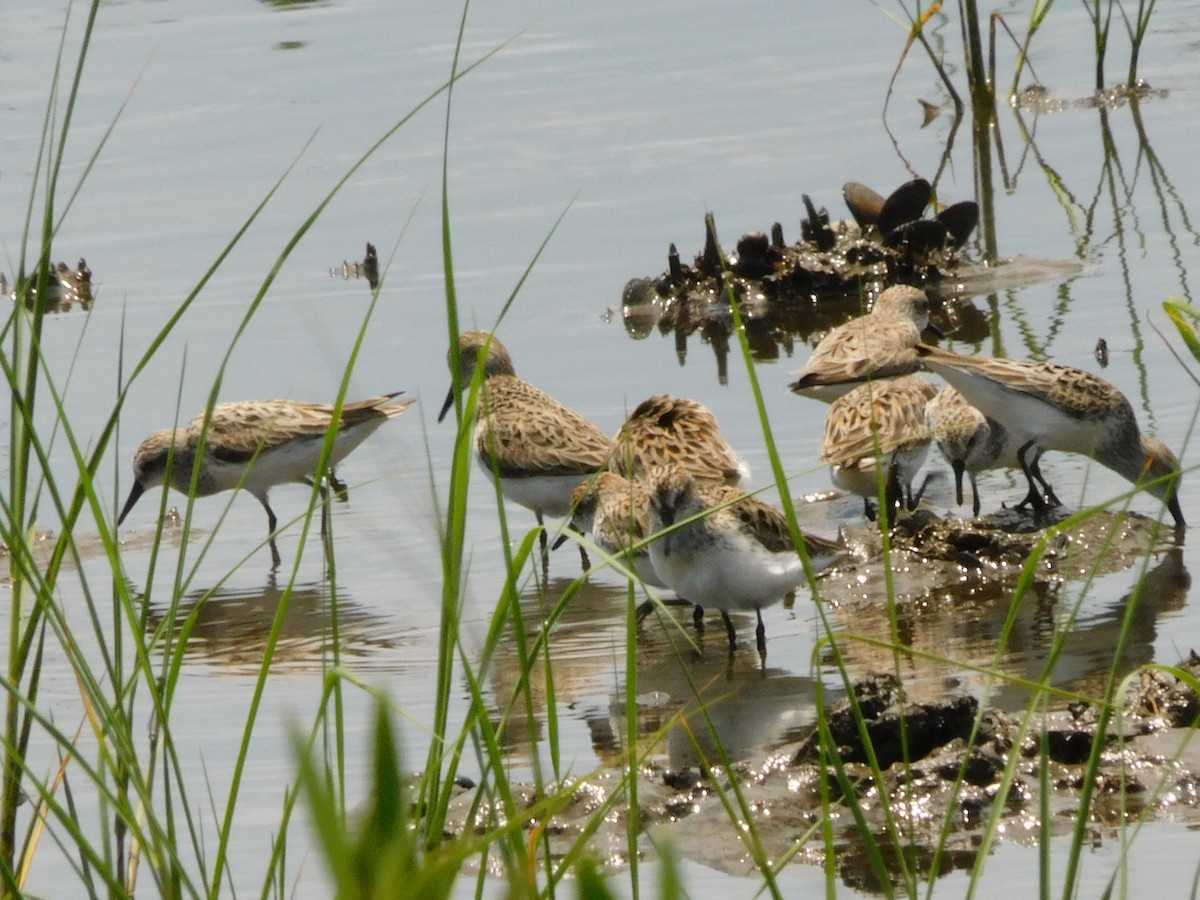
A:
[[820, 374, 938, 524], [607, 394, 749, 486], [789, 285, 938, 403], [438, 331, 612, 570], [915, 343, 1185, 528], [644, 464, 845, 661], [118, 393, 414, 568], [925, 385, 1041, 516], [562, 472, 672, 600]]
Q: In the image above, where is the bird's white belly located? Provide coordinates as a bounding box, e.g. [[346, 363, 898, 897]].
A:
[[478, 459, 589, 518], [206, 440, 321, 495], [926, 366, 1088, 455], [648, 532, 802, 611]]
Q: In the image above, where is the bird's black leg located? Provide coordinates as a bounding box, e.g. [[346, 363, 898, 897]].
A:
[[755, 608, 767, 663], [879, 465, 901, 529], [863, 497, 877, 521], [1029, 454, 1061, 507], [536, 511, 549, 578], [952, 459, 967, 507], [261, 499, 282, 570], [909, 473, 933, 510], [1014, 440, 1048, 514], [693, 603, 705, 633], [328, 470, 350, 502], [720, 611, 737, 653]]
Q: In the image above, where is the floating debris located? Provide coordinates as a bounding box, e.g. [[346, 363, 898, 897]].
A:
[[330, 242, 379, 290], [918, 97, 941, 127], [4, 259, 94, 313], [1011, 80, 1167, 113]]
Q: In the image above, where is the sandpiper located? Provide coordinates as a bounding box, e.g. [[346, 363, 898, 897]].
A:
[[789, 285, 936, 402], [820, 374, 938, 522], [561, 472, 750, 629], [608, 394, 749, 486], [644, 464, 845, 659], [924, 385, 1046, 516], [915, 343, 1185, 527], [438, 331, 612, 568], [118, 393, 413, 567], [565, 472, 665, 588]]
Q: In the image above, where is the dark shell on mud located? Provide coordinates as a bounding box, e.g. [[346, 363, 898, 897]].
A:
[[876, 178, 932, 239]]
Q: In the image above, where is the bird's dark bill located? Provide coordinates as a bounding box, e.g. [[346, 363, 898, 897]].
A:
[[117, 481, 146, 525]]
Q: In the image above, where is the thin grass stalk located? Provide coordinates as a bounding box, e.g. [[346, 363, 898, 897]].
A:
[[421, 405, 474, 850], [622, 581, 641, 900], [1122, 0, 1156, 85], [813, 683, 894, 891], [493, 550, 552, 867], [1, 0, 100, 872], [961, 499, 1155, 898], [452, 534, 544, 882], [1006, 0, 1055, 98], [425, 0, 472, 842], [680, 236, 819, 895], [708, 214, 827, 590], [1059, 523, 1173, 897], [1037, 696, 1052, 900], [1083, 0, 1114, 91], [421, 356, 487, 845], [959, 0, 992, 109], [423, 181, 573, 846], [719, 211, 924, 890]]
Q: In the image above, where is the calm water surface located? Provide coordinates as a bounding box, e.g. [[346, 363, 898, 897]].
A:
[[3, 0, 1200, 895]]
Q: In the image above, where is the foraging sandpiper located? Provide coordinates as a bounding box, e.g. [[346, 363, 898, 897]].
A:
[[915, 343, 1184, 527], [819, 374, 938, 523], [644, 464, 844, 659], [608, 394, 749, 486], [924, 384, 1043, 516], [789, 285, 936, 402], [438, 331, 612, 568], [118, 393, 413, 567]]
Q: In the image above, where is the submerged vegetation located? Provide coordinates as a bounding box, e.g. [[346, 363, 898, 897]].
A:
[[1, 0, 1198, 897]]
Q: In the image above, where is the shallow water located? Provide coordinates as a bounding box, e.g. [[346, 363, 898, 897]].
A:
[[4, 0, 1200, 895]]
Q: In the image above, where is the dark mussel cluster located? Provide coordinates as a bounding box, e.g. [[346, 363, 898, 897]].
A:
[[620, 179, 978, 379]]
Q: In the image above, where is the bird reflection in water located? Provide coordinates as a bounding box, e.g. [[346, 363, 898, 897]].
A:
[[821, 524, 1187, 711], [144, 578, 409, 673], [484, 576, 825, 768]]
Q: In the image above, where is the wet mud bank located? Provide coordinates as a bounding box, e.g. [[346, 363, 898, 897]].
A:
[[440, 510, 1199, 888], [442, 659, 1199, 888]]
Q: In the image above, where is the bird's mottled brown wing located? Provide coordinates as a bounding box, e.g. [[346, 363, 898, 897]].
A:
[[698, 483, 793, 553], [820, 375, 937, 464], [916, 345, 1124, 414], [610, 395, 744, 484], [187, 400, 337, 463], [476, 377, 611, 478], [793, 318, 921, 389]]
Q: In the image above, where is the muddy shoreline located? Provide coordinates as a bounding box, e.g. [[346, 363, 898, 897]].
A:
[[441, 509, 1200, 889]]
